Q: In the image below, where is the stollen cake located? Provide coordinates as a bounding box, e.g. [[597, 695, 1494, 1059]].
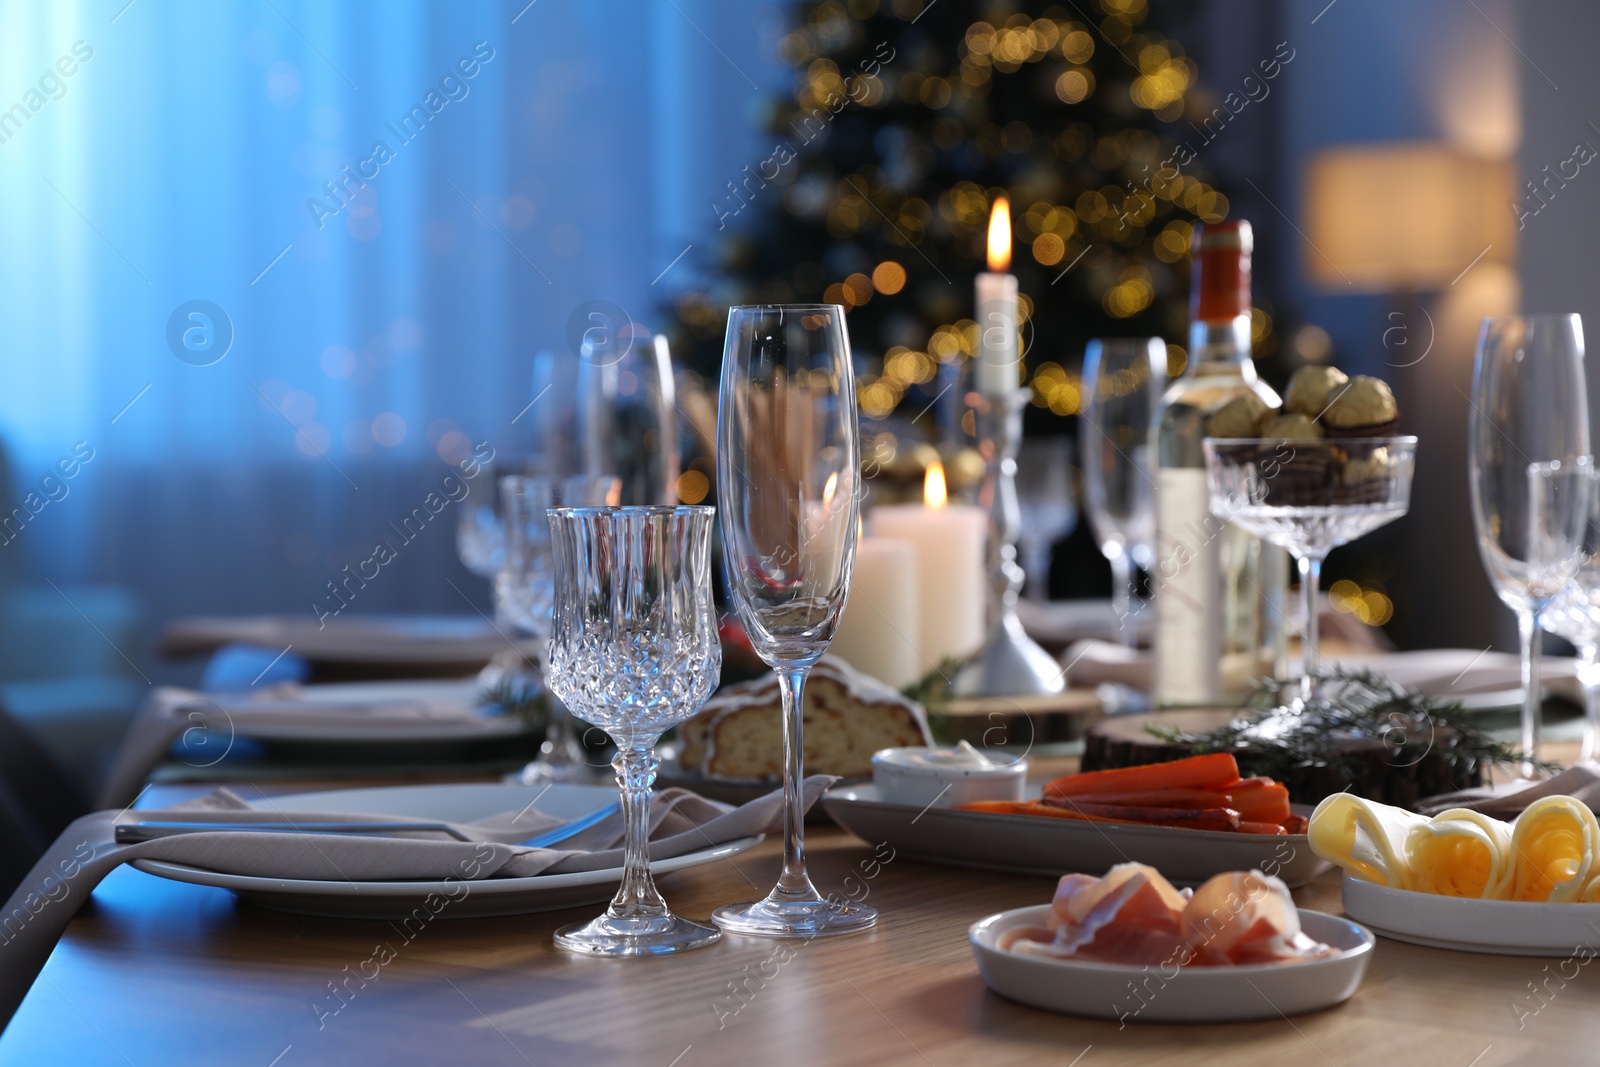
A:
[[678, 656, 933, 781]]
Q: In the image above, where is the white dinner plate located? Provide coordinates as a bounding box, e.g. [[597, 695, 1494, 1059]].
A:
[[1340, 875, 1600, 956], [129, 783, 761, 919], [970, 904, 1373, 1021], [222, 679, 529, 744], [821, 782, 1330, 887]]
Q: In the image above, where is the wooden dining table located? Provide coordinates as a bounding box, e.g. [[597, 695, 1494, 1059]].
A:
[[3, 750, 1597, 1066]]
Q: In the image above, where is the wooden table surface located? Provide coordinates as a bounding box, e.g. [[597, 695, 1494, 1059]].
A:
[[3, 760, 1598, 1066]]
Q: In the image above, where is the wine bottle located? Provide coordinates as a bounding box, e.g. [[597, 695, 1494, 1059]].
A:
[[1152, 220, 1287, 705]]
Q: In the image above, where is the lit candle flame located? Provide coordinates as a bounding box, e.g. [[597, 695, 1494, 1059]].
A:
[[823, 471, 839, 505], [924, 460, 948, 509], [987, 196, 1012, 273]]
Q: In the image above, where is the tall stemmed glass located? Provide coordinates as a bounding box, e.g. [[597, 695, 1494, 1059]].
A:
[[1544, 462, 1600, 763], [1469, 314, 1592, 774], [1014, 437, 1077, 602], [713, 304, 875, 938], [1204, 437, 1415, 709], [498, 474, 619, 783], [546, 506, 723, 956], [1080, 338, 1162, 644]]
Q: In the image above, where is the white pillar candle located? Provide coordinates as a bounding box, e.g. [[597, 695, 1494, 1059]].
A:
[[868, 463, 988, 674], [975, 196, 1019, 396], [831, 536, 920, 689]]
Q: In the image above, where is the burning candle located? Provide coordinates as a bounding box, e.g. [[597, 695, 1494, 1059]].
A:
[[975, 196, 1019, 396], [867, 461, 988, 675]]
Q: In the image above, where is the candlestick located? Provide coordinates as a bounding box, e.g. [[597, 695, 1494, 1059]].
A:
[[953, 389, 1066, 697]]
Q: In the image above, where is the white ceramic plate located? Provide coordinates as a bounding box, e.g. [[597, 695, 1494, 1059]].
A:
[[129, 783, 761, 919], [1341, 875, 1600, 956], [225, 680, 528, 743], [821, 783, 1330, 887], [970, 904, 1373, 1022]]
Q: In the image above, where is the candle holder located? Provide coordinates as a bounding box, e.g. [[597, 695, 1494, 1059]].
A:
[[953, 388, 1066, 697]]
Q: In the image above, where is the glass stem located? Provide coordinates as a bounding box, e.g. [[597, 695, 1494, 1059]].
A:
[[1110, 551, 1135, 649], [1579, 643, 1600, 765], [1297, 554, 1324, 707], [771, 665, 819, 901], [605, 739, 666, 920], [1517, 608, 1542, 778]]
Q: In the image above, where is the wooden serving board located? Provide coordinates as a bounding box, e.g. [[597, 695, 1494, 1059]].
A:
[[1083, 708, 1483, 806], [935, 689, 1103, 747]]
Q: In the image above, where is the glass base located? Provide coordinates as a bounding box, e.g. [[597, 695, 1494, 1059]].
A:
[[712, 895, 877, 939], [554, 912, 721, 957]]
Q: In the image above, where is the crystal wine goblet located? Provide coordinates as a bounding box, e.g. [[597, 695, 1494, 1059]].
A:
[[1204, 436, 1416, 709], [1470, 314, 1592, 773], [1013, 437, 1077, 603], [1542, 461, 1600, 763], [713, 304, 875, 938], [546, 505, 723, 956], [498, 473, 619, 783], [1080, 337, 1162, 644]]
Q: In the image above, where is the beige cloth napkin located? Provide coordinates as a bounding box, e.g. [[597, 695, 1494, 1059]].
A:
[[97, 686, 500, 809], [0, 776, 829, 1026], [1413, 764, 1600, 817]]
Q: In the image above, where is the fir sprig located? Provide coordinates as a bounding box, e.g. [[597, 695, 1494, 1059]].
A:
[[1144, 667, 1559, 787]]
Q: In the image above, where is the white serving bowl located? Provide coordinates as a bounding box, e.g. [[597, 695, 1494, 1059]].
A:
[[969, 904, 1374, 1022], [1341, 874, 1600, 956], [870, 746, 1027, 808]]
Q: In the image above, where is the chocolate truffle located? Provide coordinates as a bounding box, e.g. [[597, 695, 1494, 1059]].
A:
[[1261, 413, 1325, 440], [1207, 393, 1272, 438], [1284, 365, 1350, 418]]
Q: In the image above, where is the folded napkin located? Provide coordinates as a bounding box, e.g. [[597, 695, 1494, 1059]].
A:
[[1414, 763, 1600, 818], [0, 776, 829, 1027], [97, 686, 497, 809]]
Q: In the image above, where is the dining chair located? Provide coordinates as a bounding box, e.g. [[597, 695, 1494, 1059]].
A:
[[0, 701, 89, 898]]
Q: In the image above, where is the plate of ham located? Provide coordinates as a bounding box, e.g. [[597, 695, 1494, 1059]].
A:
[[969, 863, 1373, 1022]]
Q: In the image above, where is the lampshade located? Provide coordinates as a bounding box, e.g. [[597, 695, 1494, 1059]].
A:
[[1302, 142, 1514, 292]]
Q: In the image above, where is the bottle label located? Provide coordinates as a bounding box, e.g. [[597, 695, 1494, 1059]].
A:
[[1153, 467, 1225, 704]]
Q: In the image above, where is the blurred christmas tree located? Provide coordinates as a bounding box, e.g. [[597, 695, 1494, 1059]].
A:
[[669, 0, 1238, 439]]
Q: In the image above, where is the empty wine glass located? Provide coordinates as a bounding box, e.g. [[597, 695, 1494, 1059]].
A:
[[1205, 437, 1416, 708], [1014, 437, 1077, 603], [498, 473, 619, 783], [1080, 338, 1162, 644], [713, 303, 875, 939], [546, 505, 723, 956], [1542, 462, 1600, 763], [578, 322, 682, 505], [1470, 314, 1592, 773]]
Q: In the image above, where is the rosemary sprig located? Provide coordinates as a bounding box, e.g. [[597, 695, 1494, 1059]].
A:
[[901, 655, 970, 744], [482, 674, 551, 731], [1144, 667, 1559, 789]]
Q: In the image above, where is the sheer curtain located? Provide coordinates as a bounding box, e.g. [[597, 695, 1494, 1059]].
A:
[[0, 0, 784, 650]]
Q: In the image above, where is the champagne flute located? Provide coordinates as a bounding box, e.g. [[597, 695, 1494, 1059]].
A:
[[1469, 314, 1592, 774], [1080, 338, 1162, 644], [712, 304, 875, 938], [545, 505, 722, 956]]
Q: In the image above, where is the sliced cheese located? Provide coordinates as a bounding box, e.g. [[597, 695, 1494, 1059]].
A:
[[1406, 808, 1515, 900], [1309, 793, 1427, 891], [1508, 795, 1600, 903]]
